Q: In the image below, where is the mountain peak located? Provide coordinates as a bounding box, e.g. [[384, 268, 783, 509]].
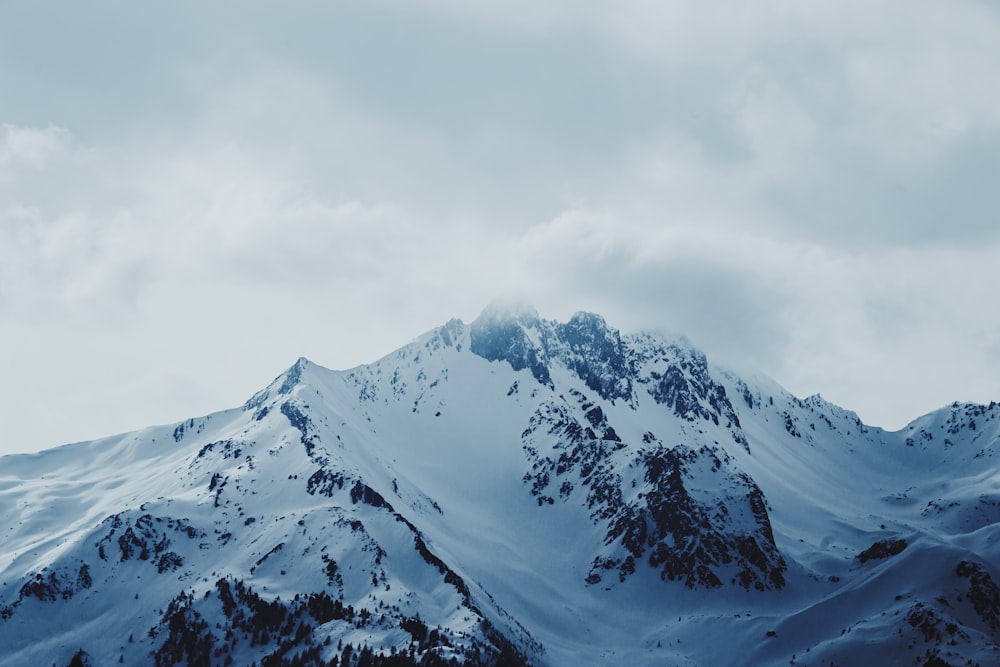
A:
[[566, 310, 607, 327], [242, 356, 318, 412], [561, 311, 617, 349]]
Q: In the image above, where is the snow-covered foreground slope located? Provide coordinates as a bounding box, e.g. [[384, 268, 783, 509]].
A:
[[2, 306, 999, 666]]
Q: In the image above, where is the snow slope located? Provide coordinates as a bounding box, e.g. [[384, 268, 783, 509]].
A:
[[1, 306, 999, 666]]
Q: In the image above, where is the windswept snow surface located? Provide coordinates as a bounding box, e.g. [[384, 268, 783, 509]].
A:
[[2, 309, 1000, 666]]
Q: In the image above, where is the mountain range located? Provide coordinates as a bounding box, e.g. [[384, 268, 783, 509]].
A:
[[1, 304, 999, 666]]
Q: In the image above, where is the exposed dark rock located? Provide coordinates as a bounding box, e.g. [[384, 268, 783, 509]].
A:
[[305, 468, 348, 497], [195, 438, 244, 460], [555, 312, 632, 402], [280, 401, 321, 461], [956, 560, 1000, 631], [609, 445, 785, 590], [470, 310, 552, 387], [393, 512, 475, 610], [628, 335, 748, 452], [94, 513, 200, 571], [350, 481, 394, 511], [11, 561, 93, 609], [858, 538, 908, 563], [20, 571, 71, 603], [522, 394, 784, 590], [152, 575, 530, 667], [471, 310, 748, 455]]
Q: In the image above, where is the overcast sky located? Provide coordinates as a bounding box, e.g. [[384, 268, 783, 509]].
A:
[[2, 1, 999, 455]]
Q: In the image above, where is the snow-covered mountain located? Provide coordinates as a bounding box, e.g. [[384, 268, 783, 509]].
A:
[[2, 305, 999, 666]]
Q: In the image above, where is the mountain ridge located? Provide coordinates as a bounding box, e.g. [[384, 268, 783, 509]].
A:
[[2, 308, 999, 666]]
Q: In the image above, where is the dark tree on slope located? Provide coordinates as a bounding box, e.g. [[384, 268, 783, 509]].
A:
[[65, 649, 92, 667]]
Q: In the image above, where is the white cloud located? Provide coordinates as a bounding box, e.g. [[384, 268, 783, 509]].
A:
[[1, 2, 999, 452], [0, 123, 70, 168], [725, 67, 818, 174]]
